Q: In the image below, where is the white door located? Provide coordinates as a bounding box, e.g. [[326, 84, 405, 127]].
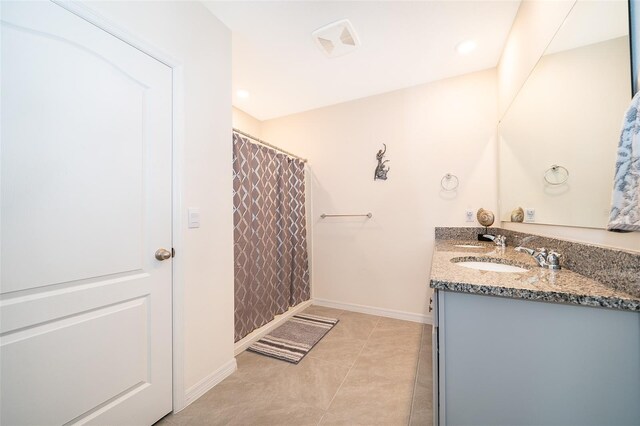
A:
[[1, 1, 173, 425]]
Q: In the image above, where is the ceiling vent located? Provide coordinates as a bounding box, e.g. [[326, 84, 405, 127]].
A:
[[312, 19, 360, 58]]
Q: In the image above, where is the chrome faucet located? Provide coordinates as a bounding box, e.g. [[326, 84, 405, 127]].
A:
[[515, 246, 561, 269], [515, 246, 546, 267], [482, 234, 506, 247], [546, 251, 562, 270]]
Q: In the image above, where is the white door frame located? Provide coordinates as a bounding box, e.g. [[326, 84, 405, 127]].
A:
[[51, 0, 188, 412]]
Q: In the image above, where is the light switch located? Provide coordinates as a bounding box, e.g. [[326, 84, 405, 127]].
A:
[[188, 208, 200, 228]]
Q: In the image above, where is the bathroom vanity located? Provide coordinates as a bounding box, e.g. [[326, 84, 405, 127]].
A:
[[429, 233, 640, 425]]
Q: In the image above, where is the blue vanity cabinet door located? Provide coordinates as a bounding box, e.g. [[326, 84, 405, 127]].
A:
[[437, 291, 640, 425], [431, 290, 440, 426]]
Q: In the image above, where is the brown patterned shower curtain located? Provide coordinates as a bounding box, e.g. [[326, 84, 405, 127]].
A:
[[232, 132, 310, 342]]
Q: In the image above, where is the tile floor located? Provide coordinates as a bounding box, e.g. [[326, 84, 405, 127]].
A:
[[156, 305, 433, 425]]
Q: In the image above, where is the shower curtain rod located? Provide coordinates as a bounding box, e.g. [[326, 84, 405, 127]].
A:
[[233, 128, 308, 163]]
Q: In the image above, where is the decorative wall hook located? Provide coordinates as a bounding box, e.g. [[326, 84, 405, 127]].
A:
[[374, 144, 390, 180]]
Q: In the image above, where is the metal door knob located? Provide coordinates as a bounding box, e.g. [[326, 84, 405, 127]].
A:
[[155, 248, 172, 261]]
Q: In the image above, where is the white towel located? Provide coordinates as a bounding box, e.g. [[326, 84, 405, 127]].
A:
[[608, 92, 640, 232]]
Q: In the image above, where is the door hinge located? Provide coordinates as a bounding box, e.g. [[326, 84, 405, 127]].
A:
[[171, 248, 175, 258]]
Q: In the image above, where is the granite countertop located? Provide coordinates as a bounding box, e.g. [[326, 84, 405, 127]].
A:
[[430, 240, 640, 312]]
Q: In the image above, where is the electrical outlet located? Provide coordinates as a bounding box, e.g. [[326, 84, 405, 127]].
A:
[[525, 207, 535, 222], [465, 210, 475, 222]]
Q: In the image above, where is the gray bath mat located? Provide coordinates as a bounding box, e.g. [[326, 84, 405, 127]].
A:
[[247, 313, 339, 364]]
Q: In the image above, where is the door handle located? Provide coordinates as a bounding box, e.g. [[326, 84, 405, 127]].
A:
[[155, 248, 172, 261]]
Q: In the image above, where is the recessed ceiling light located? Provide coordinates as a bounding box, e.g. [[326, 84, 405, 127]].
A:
[[237, 89, 250, 99], [456, 40, 477, 55]]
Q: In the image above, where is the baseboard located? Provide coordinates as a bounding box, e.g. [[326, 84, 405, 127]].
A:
[[234, 299, 314, 356], [182, 358, 237, 409], [312, 298, 432, 324]]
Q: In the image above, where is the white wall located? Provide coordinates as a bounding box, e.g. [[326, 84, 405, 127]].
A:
[[261, 69, 498, 320], [85, 1, 235, 405], [498, 0, 575, 118], [233, 107, 263, 138], [497, 0, 640, 252]]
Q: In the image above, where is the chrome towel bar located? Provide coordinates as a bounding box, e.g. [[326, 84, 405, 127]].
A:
[[320, 213, 372, 219]]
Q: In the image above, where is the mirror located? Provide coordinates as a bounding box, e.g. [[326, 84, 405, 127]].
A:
[[499, 0, 631, 229]]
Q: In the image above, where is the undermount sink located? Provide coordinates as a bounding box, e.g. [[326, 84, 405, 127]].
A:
[[452, 259, 528, 273]]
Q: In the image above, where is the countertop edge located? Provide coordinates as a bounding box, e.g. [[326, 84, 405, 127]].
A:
[[430, 278, 640, 312]]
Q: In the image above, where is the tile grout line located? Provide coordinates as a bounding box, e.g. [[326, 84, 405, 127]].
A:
[[316, 315, 383, 425], [407, 324, 426, 425]]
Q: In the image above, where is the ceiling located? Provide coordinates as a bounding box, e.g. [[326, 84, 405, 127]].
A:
[[204, 1, 522, 120]]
